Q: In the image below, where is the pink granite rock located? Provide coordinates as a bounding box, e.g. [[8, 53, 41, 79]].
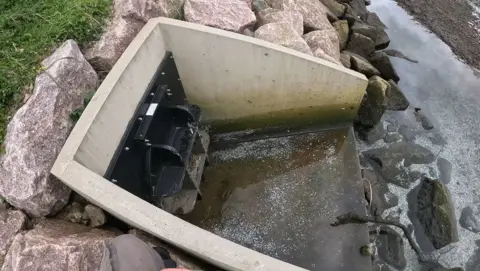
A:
[[0, 210, 27, 265], [1, 219, 117, 271], [255, 22, 312, 55], [0, 40, 98, 217], [241, 0, 254, 9], [114, 0, 184, 22], [86, 17, 144, 72], [303, 29, 341, 64], [269, 0, 335, 31], [257, 9, 303, 35], [87, 0, 184, 72], [184, 0, 256, 32]]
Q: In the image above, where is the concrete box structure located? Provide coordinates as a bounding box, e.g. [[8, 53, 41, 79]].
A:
[[52, 18, 367, 270]]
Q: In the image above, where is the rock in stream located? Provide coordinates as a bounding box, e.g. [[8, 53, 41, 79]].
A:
[[414, 178, 458, 250]]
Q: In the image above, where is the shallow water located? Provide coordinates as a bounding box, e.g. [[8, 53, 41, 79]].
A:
[[185, 128, 371, 271], [362, 0, 480, 269]]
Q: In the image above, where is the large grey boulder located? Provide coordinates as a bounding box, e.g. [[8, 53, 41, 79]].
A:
[[349, 0, 368, 17], [257, 9, 304, 35], [255, 22, 313, 55], [184, 0, 256, 32], [362, 12, 387, 29], [351, 21, 377, 42], [416, 178, 458, 250], [347, 51, 381, 78], [269, 0, 335, 31], [374, 27, 390, 49], [319, 0, 346, 18], [359, 12, 390, 49], [356, 75, 389, 127], [0, 210, 27, 266], [387, 80, 409, 110], [346, 33, 375, 58], [303, 29, 341, 64], [0, 40, 98, 217], [370, 52, 400, 82], [1, 219, 117, 271], [342, 4, 357, 26], [332, 20, 349, 49]]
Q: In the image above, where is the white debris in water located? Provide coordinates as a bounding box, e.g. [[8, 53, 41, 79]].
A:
[[212, 136, 295, 162], [323, 145, 338, 165], [210, 170, 313, 257]]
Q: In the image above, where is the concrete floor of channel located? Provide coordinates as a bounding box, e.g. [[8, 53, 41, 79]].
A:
[[185, 128, 370, 271], [184, 0, 480, 270]]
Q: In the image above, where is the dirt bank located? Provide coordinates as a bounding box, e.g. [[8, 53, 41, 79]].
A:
[[393, 0, 480, 70]]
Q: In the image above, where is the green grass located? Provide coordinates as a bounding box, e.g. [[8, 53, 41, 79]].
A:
[[0, 0, 111, 145]]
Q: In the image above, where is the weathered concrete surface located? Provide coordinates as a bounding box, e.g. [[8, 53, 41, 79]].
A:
[[158, 19, 367, 130], [75, 18, 368, 177], [52, 18, 368, 271], [186, 129, 371, 271]]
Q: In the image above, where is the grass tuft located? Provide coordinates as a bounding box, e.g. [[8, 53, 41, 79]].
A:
[[0, 0, 111, 144]]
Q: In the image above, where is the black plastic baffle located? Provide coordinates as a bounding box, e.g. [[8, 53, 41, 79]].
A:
[[105, 52, 206, 211]]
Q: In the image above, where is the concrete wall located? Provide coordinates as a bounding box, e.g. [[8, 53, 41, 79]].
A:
[[160, 19, 367, 131], [73, 22, 167, 176], [71, 18, 366, 176], [52, 18, 367, 271], [57, 160, 307, 271]]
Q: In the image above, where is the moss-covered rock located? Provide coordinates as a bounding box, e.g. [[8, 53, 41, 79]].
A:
[[356, 75, 389, 127], [416, 177, 458, 249], [332, 20, 349, 49]]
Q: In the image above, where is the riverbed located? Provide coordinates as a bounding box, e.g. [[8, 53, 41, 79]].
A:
[[359, 0, 480, 269]]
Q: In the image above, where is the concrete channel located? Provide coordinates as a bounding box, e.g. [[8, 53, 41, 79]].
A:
[[52, 18, 369, 270]]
